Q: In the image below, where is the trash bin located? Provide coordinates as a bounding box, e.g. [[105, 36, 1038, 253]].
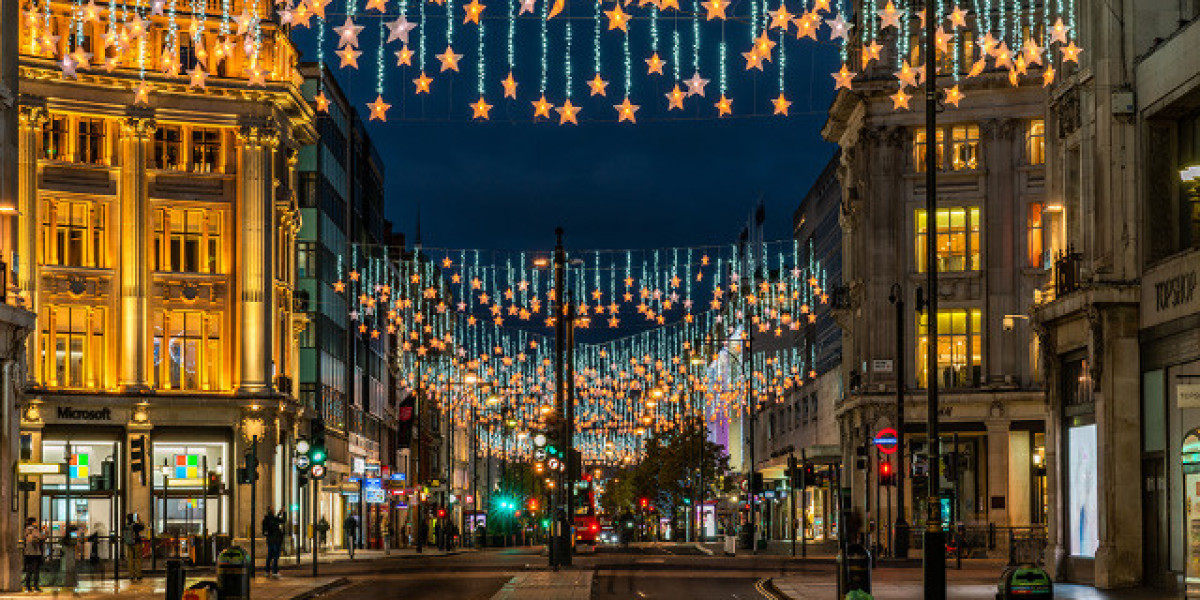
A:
[[166, 558, 186, 600], [723, 534, 736, 556], [839, 543, 871, 595], [996, 564, 1052, 600], [216, 546, 251, 600]]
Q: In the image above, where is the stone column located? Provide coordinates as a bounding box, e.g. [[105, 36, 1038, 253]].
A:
[[235, 121, 276, 395], [985, 419, 1010, 527], [1008, 429, 1032, 526], [16, 104, 44, 377], [117, 113, 155, 392]]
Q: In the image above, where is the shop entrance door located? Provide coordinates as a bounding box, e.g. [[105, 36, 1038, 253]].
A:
[[1180, 430, 1200, 596], [1143, 455, 1167, 588]]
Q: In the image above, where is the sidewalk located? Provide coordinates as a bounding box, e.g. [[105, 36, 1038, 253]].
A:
[[276, 545, 455, 569], [489, 569, 593, 600], [0, 576, 348, 600]]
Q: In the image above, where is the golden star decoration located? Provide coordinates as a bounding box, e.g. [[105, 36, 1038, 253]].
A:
[[832, 64, 854, 90], [1061, 41, 1081, 64], [645, 52, 665, 75], [367, 95, 391, 121], [395, 45, 413, 66], [133, 81, 151, 105], [557, 99, 580, 124], [605, 4, 630, 31], [614, 97, 639, 122], [771, 93, 791, 115], [948, 5, 967, 28], [437, 45, 463, 71], [767, 5, 793, 30], [502, 71, 518, 98], [754, 31, 776, 59], [861, 41, 882, 69], [742, 49, 765, 71], [701, 0, 728, 19], [1042, 64, 1056, 87], [314, 92, 330, 111], [890, 88, 911, 110], [365, 0, 387, 10], [715, 94, 732, 116], [944, 85, 964, 107], [470, 96, 493, 119], [463, 0, 485, 24], [336, 46, 362, 69], [588, 73, 609, 96], [532, 95, 553, 118], [413, 71, 433, 93], [665, 84, 685, 110]]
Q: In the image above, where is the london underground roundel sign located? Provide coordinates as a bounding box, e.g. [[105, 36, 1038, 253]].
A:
[[873, 427, 899, 455]]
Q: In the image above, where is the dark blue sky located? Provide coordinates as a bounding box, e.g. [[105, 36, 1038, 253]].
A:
[[297, 12, 842, 251]]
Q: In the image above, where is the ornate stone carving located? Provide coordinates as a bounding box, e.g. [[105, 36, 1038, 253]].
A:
[[1055, 89, 1080, 138]]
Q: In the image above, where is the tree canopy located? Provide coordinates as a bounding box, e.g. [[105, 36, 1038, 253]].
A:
[[598, 417, 730, 517]]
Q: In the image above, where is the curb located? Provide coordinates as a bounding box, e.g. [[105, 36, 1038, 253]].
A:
[[758, 577, 791, 600], [693, 543, 714, 556], [289, 577, 351, 600]]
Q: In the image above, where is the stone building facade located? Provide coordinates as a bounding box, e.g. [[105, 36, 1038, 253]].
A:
[[824, 35, 1053, 553], [13, 0, 313, 558]]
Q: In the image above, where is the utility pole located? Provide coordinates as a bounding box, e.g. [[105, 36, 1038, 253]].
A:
[[890, 283, 908, 559], [800, 448, 807, 558], [414, 349, 424, 554], [551, 226, 567, 567], [922, 0, 946, 595], [565, 286, 577, 557], [311, 478, 319, 577], [745, 282, 757, 555]]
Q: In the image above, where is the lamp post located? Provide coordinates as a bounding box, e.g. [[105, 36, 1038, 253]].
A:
[[888, 283, 908, 559]]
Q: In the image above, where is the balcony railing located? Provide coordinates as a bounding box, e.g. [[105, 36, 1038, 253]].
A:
[[1053, 247, 1083, 297]]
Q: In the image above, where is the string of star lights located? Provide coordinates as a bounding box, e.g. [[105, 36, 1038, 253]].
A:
[[328, 238, 833, 463], [32, 0, 1080, 123]]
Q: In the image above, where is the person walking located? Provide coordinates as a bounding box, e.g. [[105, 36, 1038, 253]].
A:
[[316, 517, 329, 551], [125, 515, 145, 582], [22, 518, 45, 592], [343, 514, 359, 559], [381, 518, 391, 555], [262, 507, 285, 578]]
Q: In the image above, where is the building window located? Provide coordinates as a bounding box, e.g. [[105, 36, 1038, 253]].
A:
[[915, 125, 980, 172], [153, 310, 222, 391], [42, 199, 107, 267], [154, 125, 184, 170], [42, 115, 69, 161], [39, 305, 106, 389], [76, 117, 106, 165], [915, 207, 981, 272], [1027, 119, 1046, 165], [1027, 203, 1045, 268], [917, 309, 983, 388], [191, 127, 222, 173], [153, 207, 222, 273]]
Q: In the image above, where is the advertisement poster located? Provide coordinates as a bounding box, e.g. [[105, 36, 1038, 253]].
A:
[[1067, 424, 1098, 557]]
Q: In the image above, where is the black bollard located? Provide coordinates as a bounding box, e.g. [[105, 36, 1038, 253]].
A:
[[165, 558, 186, 600]]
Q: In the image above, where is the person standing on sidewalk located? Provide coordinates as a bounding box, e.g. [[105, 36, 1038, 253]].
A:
[[22, 518, 45, 592], [125, 515, 145, 582], [262, 507, 285, 578], [381, 518, 391, 555], [343, 514, 359, 559]]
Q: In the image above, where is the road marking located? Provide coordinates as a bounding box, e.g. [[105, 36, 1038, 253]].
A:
[[754, 578, 783, 600], [634, 558, 666, 564]]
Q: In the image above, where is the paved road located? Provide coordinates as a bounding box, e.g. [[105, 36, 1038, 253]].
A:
[[322, 573, 512, 600], [593, 570, 776, 600]]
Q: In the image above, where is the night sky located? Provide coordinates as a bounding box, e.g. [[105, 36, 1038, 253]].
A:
[[294, 12, 843, 252]]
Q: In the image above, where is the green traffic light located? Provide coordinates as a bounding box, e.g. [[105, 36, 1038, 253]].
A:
[[310, 448, 326, 464], [546, 445, 558, 456]]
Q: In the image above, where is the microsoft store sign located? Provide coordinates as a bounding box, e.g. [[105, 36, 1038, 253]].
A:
[[54, 407, 117, 422]]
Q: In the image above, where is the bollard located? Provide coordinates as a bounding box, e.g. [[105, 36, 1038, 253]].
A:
[[840, 543, 872, 596], [165, 558, 186, 600]]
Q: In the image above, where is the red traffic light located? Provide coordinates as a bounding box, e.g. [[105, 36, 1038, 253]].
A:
[[639, 497, 648, 508], [880, 461, 892, 476], [436, 508, 447, 518]]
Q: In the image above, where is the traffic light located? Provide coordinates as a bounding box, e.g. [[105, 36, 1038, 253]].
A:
[[639, 497, 648, 509], [750, 472, 764, 494], [787, 454, 799, 489], [130, 436, 146, 484], [207, 470, 221, 494], [308, 418, 327, 480], [879, 460, 895, 486], [437, 507, 447, 518], [527, 498, 539, 512]]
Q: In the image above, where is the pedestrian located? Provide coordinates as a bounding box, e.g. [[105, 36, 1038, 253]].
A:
[[22, 517, 44, 592], [262, 507, 285, 578], [316, 517, 329, 551], [381, 518, 391, 555], [343, 514, 359, 559], [125, 515, 145, 582], [88, 525, 101, 567]]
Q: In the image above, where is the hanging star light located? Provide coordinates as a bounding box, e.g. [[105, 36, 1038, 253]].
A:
[[588, 73, 610, 96], [1049, 17, 1069, 44], [532, 95, 553, 118], [519, 0, 536, 14], [825, 13, 850, 41], [69, 47, 92, 70], [684, 71, 709, 97], [890, 88, 911, 110], [337, 46, 362, 69], [615, 97, 639, 122], [944, 85, 964, 107], [59, 55, 79, 78], [463, 0, 485, 24], [861, 41, 882, 68], [701, 0, 729, 20], [502, 72, 519, 98], [832, 64, 854, 90], [714, 94, 732, 116], [605, 4, 630, 31], [878, 1, 903, 30], [771, 93, 791, 115], [395, 46, 414, 66], [82, 0, 101, 21], [1024, 37, 1044, 66], [665, 84, 685, 110], [414, 71, 433, 93], [471, 96, 493, 119], [948, 5, 967, 29], [386, 15, 417, 44], [188, 65, 208, 88], [368, 95, 391, 120], [645, 53, 665, 75], [315, 92, 330, 112], [793, 12, 819, 40], [767, 5, 793, 31], [557, 99, 581, 124], [437, 45, 463, 71], [365, 0, 387, 9], [1061, 41, 1082, 64], [754, 31, 776, 59], [134, 81, 151, 105]]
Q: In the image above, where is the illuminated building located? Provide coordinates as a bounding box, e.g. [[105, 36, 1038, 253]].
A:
[[13, 0, 314, 553], [823, 3, 1054, 555]]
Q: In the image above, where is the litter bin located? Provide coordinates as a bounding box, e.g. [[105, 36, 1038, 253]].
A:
[[996, 564, 1052, 600], [216, 546, 251, 600], [166, 558, 186, 600], [839, 543, 871, 596], [723, 534, 736, 556]]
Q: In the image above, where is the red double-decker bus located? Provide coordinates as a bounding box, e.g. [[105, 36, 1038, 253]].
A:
[[573, 479, 599, 552]]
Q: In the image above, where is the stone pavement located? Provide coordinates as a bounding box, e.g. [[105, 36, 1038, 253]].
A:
[[0, 575, 347, 600], [489, 569, 593, 600]]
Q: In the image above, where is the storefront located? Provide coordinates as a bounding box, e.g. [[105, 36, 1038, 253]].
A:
[[36, 434, 123, 549]]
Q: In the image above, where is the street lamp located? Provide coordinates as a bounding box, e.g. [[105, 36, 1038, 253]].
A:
[[888, 283, 908, 559]]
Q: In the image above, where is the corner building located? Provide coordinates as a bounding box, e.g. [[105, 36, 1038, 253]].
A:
[[824, 3, 1054, 554], [14, 0, 314, 555]]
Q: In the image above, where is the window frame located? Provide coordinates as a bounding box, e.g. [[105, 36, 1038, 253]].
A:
[[152, 206, 224, 274], [39, 304, 106, 389], [1027, 119, 1046, 165], [914, 124, 981, 172], [916, 308, 983, 389], [41, 198, 107, 268], [915, 206, 982, 273], [75, 117, 107, 165], [153, 125, 184, 171], [153, 309, 223, 391]]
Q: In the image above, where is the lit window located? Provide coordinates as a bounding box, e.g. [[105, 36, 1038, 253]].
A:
[[41, 115, 69, 161], [915, 125, 980, 172], [190, 127, 222, 173], [1027, 203, 1045, 268], [154, 125, 184, 170], [917, 309, 982, 388], [915, 207, 981, 272], [153, 310, 222, 391], [39, 305, 106, 389], [42, 199, 106, 267], [1027, 119, 1046, 165], [153, 208, 223, 273], [76, 117, 107, 165]]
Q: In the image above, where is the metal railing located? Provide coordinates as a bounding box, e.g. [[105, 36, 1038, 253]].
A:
[[900, 524, 1046, 564], [1054, 248, 1083, 296]]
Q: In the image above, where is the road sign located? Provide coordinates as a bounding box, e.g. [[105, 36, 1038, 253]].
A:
[[873, 427, 899, 455]]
